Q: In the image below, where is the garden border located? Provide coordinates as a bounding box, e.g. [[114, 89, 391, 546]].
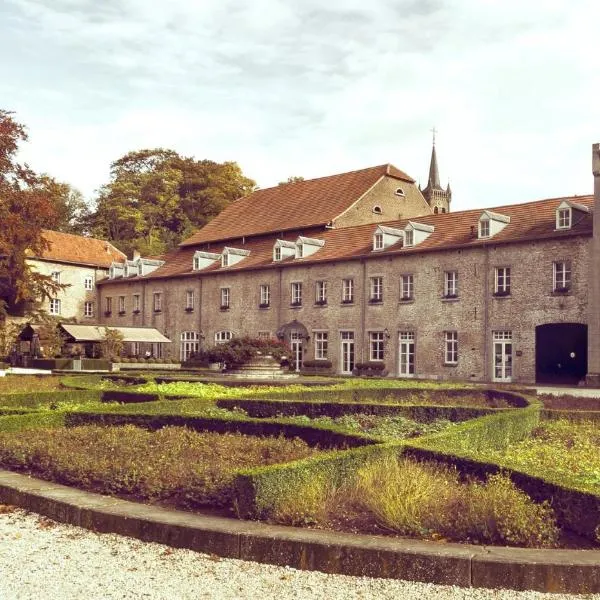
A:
[[0, 469, 599, 594]]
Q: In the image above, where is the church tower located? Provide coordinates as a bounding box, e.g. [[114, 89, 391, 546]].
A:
[[420, 131, 451, 214]]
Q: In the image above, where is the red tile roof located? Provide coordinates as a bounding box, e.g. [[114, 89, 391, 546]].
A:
[[31, 230, 126, 268], [99, 195, 593, 285], [180, 164, 414, 246]]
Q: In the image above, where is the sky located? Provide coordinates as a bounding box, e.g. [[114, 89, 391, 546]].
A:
[[1, 0, 599, 212]]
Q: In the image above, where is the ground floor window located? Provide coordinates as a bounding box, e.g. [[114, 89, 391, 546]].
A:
[[49, 298, 61, 315], [215, 330, 233, 345], [314, 331, 328, 359], [492, 330, 512, 381], [398, 331, 415, 376], [369, 331, 385, 361], [445, 331, 458, 364], [180, 331, 199, 361]]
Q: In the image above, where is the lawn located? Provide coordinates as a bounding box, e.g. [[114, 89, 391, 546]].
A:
[[0, 425, 320, 509], [0, 375, 64, 394]]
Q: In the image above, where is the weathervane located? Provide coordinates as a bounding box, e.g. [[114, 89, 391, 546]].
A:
[[430, 126, 437, 146]]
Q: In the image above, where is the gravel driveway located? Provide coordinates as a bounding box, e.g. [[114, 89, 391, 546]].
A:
[[0, 507, 598, 600]]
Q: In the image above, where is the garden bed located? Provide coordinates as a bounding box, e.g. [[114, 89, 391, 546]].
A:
[[0, 425, 321, 511]]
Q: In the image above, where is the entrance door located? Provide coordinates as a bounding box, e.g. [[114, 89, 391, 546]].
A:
[[290, 331, 303, 372], [493, 331, 513, 382], [340, 331, 355, 374], [398, 331, 415, 377]]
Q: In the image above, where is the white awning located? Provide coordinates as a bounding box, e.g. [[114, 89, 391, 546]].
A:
[[59, 324, 171, 343]]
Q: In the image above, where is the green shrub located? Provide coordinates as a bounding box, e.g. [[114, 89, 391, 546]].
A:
[[0, 390, 102, 409]]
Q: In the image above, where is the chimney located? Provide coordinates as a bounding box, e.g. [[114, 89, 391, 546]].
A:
[[133, 250, 141, 261]]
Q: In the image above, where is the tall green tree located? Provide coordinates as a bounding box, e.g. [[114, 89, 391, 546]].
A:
[[0, 110, 62, 317], [90, 149, 255, 255], [35, 176, 90, 235]]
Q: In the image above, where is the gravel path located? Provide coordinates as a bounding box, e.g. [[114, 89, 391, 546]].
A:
[[0, 507, 598, 600]]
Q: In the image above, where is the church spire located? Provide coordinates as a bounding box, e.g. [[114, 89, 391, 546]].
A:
[[420, 128, 451, 214]]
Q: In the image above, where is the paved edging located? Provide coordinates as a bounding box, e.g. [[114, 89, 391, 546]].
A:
[[0, 470, 599, 594]]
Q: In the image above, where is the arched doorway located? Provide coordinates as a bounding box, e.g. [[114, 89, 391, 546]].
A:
[[276, 320, 308, 372], [535, 323, 587, 384]]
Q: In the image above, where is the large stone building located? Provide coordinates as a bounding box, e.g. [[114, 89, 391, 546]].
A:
[[26, 230, 125, 320], [96, 145, 600, 385]]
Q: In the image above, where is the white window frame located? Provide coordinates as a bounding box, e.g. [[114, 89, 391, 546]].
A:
[[51, 271, 61, 284], [404, 229, 414, 247], [315, 280, 327, 304], [342, 278, 354, 303], [180, 331, 200, 361], [257, 331, 271, 340], [400, 274, 414, 301], [369, 276, 383, 302], [220, 287, 230, 309], [556, 207, 571, 230], [215, 330, 233, 345], [260, 284, 270, 307], [553, 261, 571, 292], [105, 297, 112, 314], [153, 292, 162, 312], [118, 296, 125, 314], [479, 219, 490, 239], [84, 301, 94, 318], [138, 262, 144, 276], [133, 294, 140, 312], [444, 270, 458, 297], [314, 331, 329, 360], [274, 247, 282, 262], [221, 253, 229, 268], [84, 276, 94, 291], [369, 331, 385, 361], [295, 243, 304, 259], [373, 232, 384, 250], [186, 289, 195, 310], [49, 298, 61, 315], [445, 331, 458, 364], [291, 282, 302, 306], [494, 267, 511, 295]]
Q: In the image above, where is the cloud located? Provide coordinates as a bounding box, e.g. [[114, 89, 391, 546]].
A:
[[1, 0, 599, 209]]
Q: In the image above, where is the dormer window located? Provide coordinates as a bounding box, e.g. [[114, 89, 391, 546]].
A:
[[373, 232, 384, 250], [221, 247, 250, 268], [222, 254, 229, 267], [138, 262, 143, 276], [372, 225, 403, 251], [273, 240, 296, 262], [478, 210, 510, 239], [193, 250, 220, 271], [295, 236, 325, 259], [403, 221, 434, 247], [479, 219, 490, 238], [274, 247, 281, 261], [557, 208, 571, 229]]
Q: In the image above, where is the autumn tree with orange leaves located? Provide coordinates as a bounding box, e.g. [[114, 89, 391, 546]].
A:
[[0, 110, 62, 317]]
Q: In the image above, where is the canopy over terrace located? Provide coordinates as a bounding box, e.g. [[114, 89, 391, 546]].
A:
[[58, 324, 171, 344]]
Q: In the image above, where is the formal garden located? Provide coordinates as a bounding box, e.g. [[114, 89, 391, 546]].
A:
[[0, 373, 598, 551]]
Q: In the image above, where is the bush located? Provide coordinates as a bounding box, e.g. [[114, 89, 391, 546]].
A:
[[204, 336, 290, 365], [353, 362, 389, 377], [302, 360, 333, 369]]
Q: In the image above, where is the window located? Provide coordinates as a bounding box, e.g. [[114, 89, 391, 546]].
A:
[[221, 254, 229, 267], [153, 292, 162, 312], [479, 219, 490, 238], [494, 267, 511, 296], [372, 205, 382, 215], [260, 284, 270, 307], [51, 271, 61, 284], [373, 232, 384, 250], [193, 256, 200, 270], [557, 208, 571, 229], [342, 278, 354, 303], [186, 290, 195, 311], [138, 262, 143, 276], [444, 271, 458, 298], [118, 296, 125, 314], [291, 282, 302, 306], [84, 301, 94, 318], [553, 261, 571, 292], [369, 277, 383, 302], [315, 281, 327, 305], [131, 342, 140, 357], [49, 298, 61, 315], [105, 297, 112, 315], [295, 243, 303, 259], [84, 276, 94, 291], [220, 287, 230, 309], [314, 332, 328, 360], [257, 331, 271, 340], [133, 294, 140, 313], [445, 331, 458, 364], [180, 331, 200, 362], [215, 330, 232, 345], [274, 247, 282, 262], [369, 331, 385, 361], [395, 187, 405, 197], [404, 229, 414, 247], [400, 274, 414, 301]]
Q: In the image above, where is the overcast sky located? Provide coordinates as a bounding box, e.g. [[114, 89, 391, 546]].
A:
[[1, 0, 599, 212]]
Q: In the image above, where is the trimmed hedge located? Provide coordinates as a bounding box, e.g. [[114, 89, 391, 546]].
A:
[[100, 390, 161, 404], [63, 411, 377, 450], [0, 412, 66, 433], [31, 358, 72, 370], [541, 409, 600, 422], [0, 390, 102, 409], [216, 398, 499, 423], [81, 359, 111, 371]]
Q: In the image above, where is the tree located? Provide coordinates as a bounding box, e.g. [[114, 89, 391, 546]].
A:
[[0, 110, 62, 317], [35, 176, 90, 235], [278, 176, 305, 185], [90, 149, 255, 255]]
